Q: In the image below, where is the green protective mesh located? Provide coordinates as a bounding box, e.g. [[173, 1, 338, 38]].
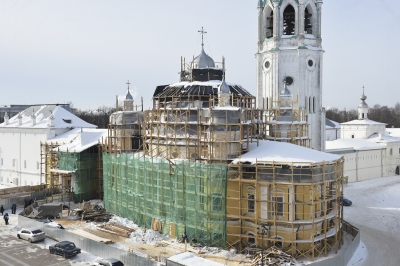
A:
[[103, 153, 228, 247], [57, 151, 98, 202]]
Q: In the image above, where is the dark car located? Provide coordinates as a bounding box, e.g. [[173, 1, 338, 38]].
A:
[[49, 241, 81, 258], [340, 196, 352, 206], [97, 258, 124, 266]]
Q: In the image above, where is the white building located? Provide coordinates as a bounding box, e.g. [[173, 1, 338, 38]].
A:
[[256, 0, 325, 151], [0, 104, 96, 187], [326, 118, 340, 141], [326, 92, 400, 182]]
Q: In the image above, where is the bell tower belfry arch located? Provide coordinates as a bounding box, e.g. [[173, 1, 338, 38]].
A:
[[256, 0, 325, 151]]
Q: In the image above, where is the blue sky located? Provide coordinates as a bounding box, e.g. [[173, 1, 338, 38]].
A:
[[0, 0, 399, 110]]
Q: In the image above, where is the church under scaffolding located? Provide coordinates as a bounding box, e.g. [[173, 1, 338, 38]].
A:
[[101, 36, 345, 260]]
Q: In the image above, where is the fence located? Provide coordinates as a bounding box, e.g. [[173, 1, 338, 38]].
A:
[[18, 215, 160, 266], [0, 189, 48, 211]]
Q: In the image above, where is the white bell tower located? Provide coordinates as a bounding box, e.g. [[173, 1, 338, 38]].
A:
[[256, 0, 325, 151]]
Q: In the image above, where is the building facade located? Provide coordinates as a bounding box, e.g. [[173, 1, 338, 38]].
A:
[[326, 92, 400, 182], [0, 105, 96, 187]]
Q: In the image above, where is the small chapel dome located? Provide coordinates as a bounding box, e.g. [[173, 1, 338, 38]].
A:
[[192, 47, 215, 69], [126, 89, 133, 101], [218, 79, 231, 94], [358, 92, 368, 108]]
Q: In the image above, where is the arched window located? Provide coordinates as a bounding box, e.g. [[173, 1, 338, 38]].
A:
[[247, 186, 256, 213], [283, 5, 296, 35], [247, 231, 256, 245], [304, 5, 313, 35], [308, 97, 311, 112], [265, 7, 274, 38], [271, 235, 284, 249]]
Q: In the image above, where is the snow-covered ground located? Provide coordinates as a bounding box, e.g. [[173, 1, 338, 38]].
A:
[[345, 175, 400, 265]]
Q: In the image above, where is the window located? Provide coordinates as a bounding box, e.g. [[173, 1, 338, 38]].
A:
[[271, 196, 284, 216], [272, 235, 284, 249], [265, 7, 274, 38], [1, 158, 2, 166], [24, 160, 26, 169], [390, 149, 393, 156], [283, 5, 296, 35], [248, 194, 255, 213], [304, 5, 313, 34], [313, 97, 315, 113], [12, 159, 15, 167], [247, 232, 256, 245], [351, 134, 355, 139], [212, 193, 222, 212], [247, 186, 255, 213], [37, 162, 39, 170]]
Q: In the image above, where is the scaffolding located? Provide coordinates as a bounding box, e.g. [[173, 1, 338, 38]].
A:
[[102, 77, 344, 261], [41, 142, 103, 201], [103, 153, 228, 247], [226, 158, 344, 260], [263, 94, 310, 148]]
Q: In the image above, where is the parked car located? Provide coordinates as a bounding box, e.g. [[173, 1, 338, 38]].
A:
[[49, 241, 81, 258], [17, 228, 46, 243], [340, 196, 352, 206], [97, 258, 124, 266]]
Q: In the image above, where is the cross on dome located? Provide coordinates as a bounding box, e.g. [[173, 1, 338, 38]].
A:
[[198, 27, 207, 47]]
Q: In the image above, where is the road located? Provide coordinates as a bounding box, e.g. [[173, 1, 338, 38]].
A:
[[345, 175, 400, 266], [0, 209, 101, 266]]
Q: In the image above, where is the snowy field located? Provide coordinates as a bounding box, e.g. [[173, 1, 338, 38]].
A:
[[345, 175, 400, 266]]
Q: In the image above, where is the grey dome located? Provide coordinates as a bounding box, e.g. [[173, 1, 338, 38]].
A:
[[358, 93, 368, 108], [126, 89, 133, 100], [192, 47, 215, 69], [219, 80, 230, 94]]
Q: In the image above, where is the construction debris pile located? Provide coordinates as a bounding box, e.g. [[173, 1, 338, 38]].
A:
[[98, 222, 136, 238], [70, 201, 113, 222], [251, 246, 297, 266]]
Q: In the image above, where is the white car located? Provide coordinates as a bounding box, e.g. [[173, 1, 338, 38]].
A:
[[17, 228, 46, 243]]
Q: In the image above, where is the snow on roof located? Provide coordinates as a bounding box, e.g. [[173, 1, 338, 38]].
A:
[[326, 138, 385, 151], [0, 105, 96, 129], [168, 80, 241, 88], [326, 119, 340, 129], [167, 252, 224, 266], [232, 140, 340, 165], [47, 128, 108, 153], [341, 119, 386, 126], [386, 128, 400, 138]]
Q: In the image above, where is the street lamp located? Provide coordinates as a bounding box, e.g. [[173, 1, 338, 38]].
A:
[[258, 225, 267, 266]]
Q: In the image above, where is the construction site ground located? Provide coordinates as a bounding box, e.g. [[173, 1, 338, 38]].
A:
[[51, 202, 252, 266]]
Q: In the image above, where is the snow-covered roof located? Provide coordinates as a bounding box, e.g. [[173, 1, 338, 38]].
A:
[[232, 140, 340, 165], [47, 128, 108, 153], [167, 252, 224, 266], [326, 119, 340, 129], [386, 128, 400, 138], [0, 105, 96, 129], [326, 138, 385, 151], [341, 119, 386, 126]]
